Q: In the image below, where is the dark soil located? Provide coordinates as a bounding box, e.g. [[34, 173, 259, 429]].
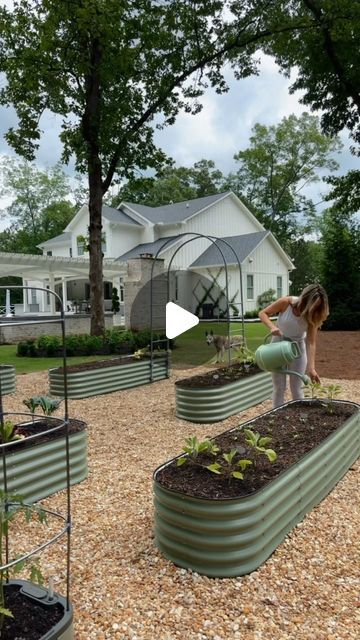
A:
[[4, 418, 86, 452], [54, 352, 167, 373], [155, 400, 358, 500], [2, 584, 64, 639], [175, 362, 262, 388]]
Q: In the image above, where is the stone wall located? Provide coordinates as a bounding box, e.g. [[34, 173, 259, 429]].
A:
[[124, 257, 167, 331], [0, 314, 114, 344]]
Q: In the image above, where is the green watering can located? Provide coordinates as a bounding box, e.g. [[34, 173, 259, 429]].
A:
[[255, 334, 310, 384]]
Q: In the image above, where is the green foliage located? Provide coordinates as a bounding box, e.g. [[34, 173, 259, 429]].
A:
[[257, 289, 276, 309], [23, 395, 62, 417], [303, 381, 324, 399], [321, 384, 342, 414], [37, 335, 62, 356], [243, 429, 277, 463], [0, 420, 24, 444], [0, 489, 47, 626], [177, 437, 220, 467], [111, 287, 120, 314], [226, 113, 342, 246], [288, 239, 323, 295], [206, 450, 252, 481], [323, 308, 360, 331]]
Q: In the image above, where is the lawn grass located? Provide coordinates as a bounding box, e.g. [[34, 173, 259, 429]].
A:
[[0, 344, 116, 374], [171, 321, 268, 367], [1, 321, 269, 373]]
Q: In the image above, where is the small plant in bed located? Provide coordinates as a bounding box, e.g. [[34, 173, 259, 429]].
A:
[[176, 345, 261, 389], [9, 395, 84, 451], [156, 394, 358, 500]]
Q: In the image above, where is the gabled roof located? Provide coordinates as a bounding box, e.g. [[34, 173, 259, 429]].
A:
[[190, 232, 270, 267], [38, 232, 71, 248], [102, 204, 142, 226], [120, 192, 231, 225], [115, 236, 179, 262]]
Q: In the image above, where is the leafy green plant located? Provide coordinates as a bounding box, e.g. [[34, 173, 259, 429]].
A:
[[243, 429, 277, 463], [321, 384, 342, 413], [23, 396, 62, 418], [177, 436, 219, 467], [0, 420, 25, 444], [303, 381, 324, 399], [206, 449, 252, 482]]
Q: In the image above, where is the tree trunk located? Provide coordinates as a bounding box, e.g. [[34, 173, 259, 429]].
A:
[[88, 163, 104, 335]]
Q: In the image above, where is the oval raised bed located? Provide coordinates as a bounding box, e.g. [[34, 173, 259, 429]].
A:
[[154, 399, 360, 577], [2, 579, 73, 639], [0, 364, 16, 395], [0, 420, 87, 503], [49, 354, 169, 399], [175, 366, 272, 423]]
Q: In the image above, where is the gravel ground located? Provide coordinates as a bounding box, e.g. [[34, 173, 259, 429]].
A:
[[4, 369, 360, 640]]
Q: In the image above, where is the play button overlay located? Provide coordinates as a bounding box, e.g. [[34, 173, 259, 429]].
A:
[[166, 302, 199, 339]]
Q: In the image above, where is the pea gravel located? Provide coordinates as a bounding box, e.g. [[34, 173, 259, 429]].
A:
[[4, 370, 360, 640]]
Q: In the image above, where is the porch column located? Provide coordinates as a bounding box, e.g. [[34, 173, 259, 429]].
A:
[[49, 274, 56, 314], [5, 289, 12, 317], [61, 278, 68, 313], [40, 281, 46, 312], [23, 279, 28, 313]]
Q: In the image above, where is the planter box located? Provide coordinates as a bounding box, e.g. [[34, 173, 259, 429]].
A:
[[0, 364, 16, 395], [0, 423, 88, 503], [49, 355, 169, 399], [3, 579, 73, 639], [153, 400, 360, 577], [175, 371, 272, 423]]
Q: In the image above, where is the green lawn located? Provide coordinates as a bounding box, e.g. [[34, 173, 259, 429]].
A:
[[171, 321, 268, 367], [0, 344, 116, 374], [0, 321, 268, 373]]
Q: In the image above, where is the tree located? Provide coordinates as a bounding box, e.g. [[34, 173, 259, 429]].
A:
[[0, 0, 307, 335], [288, 238, 323, 295], [0, 157, 75, 254], [113, 159, 225, 207], [320, 208, 360, 312], [224, 113, 341, 247], [264, 0, 360, 206]]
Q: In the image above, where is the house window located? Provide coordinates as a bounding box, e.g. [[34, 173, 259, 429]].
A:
[[175, 275, 179, 301], [77, 237, 85, 256], [46, 250, 52, 256], [119, 277, 124, 303], [69, 247, 72, 257], [247, 274, 254, 299], [277, 276, 283, 298], [104, 282, 112, 299], [46, 285, 50, 306]]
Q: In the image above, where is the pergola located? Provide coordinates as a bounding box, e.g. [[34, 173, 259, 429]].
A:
[[0, 252, 127, 313]]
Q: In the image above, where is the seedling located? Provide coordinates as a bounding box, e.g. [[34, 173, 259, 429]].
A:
[[0, 420, 25, 444], [206, 449, 252, 482], [23, 396, 62, 418], [321, 384, 342, 414], [243, 428, 277, 463], [177, 436, 219, 467], [303, 381, 324, 399]]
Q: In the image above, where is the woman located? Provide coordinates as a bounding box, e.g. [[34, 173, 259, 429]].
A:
[[258, 283, 329, 407]]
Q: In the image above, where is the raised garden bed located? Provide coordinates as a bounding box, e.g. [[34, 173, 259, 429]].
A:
[[49, 353, 170, 399], [0, 418, 87, 503], [2, 579, 73, 640], [154, 398, 360, 577], [0, 364, 16, 395], [175, 362, 272, 422]]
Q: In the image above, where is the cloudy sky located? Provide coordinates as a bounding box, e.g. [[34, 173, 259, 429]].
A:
[[0, 51, 358, 229]]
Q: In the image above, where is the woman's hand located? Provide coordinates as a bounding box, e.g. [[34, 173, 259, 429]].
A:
[[307, 368, 320, 383], [270, 327, 283, 337]]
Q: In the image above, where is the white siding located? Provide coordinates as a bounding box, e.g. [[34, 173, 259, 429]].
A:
[[107, 224, 142, 258], [43, 244, 71, 258], [155, 195, 263, 269], [190, 237, 290, 314]]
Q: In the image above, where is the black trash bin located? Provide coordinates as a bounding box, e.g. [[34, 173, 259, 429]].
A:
[[202, 303, 214, 319]]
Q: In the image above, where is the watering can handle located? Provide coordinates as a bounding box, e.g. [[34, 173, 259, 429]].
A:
[[264, 332, 293, 344]]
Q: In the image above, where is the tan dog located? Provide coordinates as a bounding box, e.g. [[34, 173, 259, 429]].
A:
[[205, 330, 244, 363]]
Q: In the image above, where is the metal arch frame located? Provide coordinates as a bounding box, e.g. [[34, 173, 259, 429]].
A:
[[0, 285, 71, 611], [148, 232, 245, 380]]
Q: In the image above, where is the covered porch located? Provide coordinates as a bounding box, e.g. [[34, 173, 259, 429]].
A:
[[0, 252, 127, 319]]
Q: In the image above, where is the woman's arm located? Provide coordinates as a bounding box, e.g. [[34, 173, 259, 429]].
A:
[[258, 296, 291, 336], [306, 324, 320, 382]]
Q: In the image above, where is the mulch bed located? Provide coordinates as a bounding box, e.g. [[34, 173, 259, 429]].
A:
[[317, 330, 360, 379], [155, 400, 358, 499]]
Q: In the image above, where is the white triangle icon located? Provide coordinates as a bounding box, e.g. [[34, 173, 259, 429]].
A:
[[166, 302, 199, 339]]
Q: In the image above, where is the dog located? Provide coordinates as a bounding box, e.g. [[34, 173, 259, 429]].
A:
[[205, 330, 244, 363]]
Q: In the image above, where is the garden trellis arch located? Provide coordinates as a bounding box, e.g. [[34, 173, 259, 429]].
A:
[[149, 232, 246, 380]]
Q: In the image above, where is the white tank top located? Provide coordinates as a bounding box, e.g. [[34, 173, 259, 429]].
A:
[[277, 297, 307, 341]]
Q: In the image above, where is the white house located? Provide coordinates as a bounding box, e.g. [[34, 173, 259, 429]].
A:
[[1, 191, 294, 318]]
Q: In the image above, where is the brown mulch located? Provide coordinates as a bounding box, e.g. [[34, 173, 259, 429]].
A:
[[316, 330, 360, 379], [3, 331, 359, 640]]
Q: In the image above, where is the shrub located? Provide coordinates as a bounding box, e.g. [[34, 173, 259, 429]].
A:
[[244, 310, 260, 319], [37, 334, 62, 356], [323, 306, 360, 331], [17, 341, 29, 357]]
